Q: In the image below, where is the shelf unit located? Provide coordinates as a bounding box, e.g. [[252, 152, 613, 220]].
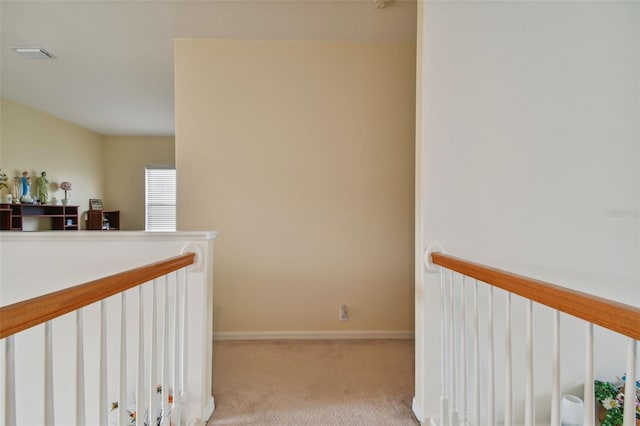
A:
[[86, 209, 120, 231], [0, 207, 11, 230], [0, 204, 79, 231]]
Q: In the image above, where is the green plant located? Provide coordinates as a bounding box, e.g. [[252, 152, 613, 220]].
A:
[[595, 375, 640, 426], [0, 170, 8, 191]]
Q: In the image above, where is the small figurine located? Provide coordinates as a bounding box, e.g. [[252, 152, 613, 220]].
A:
[[20, 171, 30, 197], [36, 171, 49, 204], [19, 171, 33, 203], [12, 176, 20, 201]]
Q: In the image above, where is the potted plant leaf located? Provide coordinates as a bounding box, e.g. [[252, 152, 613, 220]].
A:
[[595, 375, 640, 426]]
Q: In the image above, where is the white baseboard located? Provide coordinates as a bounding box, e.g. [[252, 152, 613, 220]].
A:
[[213, 330, 414, 341]]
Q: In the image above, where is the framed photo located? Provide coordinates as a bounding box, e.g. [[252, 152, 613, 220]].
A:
[[89, 199, 103, 210]]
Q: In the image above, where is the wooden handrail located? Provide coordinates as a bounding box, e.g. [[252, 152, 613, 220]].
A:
[[431, 252, 640, 341], [0, 253, 196, 340]]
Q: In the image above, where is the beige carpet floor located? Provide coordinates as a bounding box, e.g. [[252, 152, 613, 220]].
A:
[[208, 339, 418, 425]]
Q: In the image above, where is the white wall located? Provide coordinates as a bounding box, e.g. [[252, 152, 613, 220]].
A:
[[415, 1, 639, 423]]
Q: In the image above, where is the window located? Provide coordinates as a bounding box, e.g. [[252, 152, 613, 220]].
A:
[[145, 166, 176, 231]]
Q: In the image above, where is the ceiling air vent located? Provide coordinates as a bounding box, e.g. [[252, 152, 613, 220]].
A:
[[13, 47, 56, 59]]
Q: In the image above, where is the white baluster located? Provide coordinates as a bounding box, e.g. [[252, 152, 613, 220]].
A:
[[623, 339, 637, 426], [473, 280, 480, 426], [179, 268, 189, 426], [173, 271, 181, 422], [551, 310, 560, 426], [149, 279, 158, 426], [449, 271, 457, 426], [504, 293, 512, 426], [440, 267, 448, 426], [119, 292, 127, 426], [525, 300, 534, 426], [488, 286, 495, 426], [583, 323, 594, 426], [136, 286, 145, 426], [460, 276, 468, 426], [76, 310, 86, 426], [161, 276, 170, 425], [99, 300, 108, 426], [5, 335, 16, 426], [45, 321, 54, 425]]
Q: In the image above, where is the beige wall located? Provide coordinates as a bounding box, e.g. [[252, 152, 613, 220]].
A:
[[1, 99, 175, 231], [175, 40, 416, 333], [103, 136, 175, 230], [0, 98, 104, 229]]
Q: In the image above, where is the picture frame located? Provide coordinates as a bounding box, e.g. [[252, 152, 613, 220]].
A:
[[89, 199, 103, 210]]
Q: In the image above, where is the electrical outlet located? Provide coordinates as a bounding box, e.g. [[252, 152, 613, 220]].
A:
[[339, 304, 348, 321]]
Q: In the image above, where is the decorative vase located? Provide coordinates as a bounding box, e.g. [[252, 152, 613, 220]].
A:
[[62, 198, 69, 206], [3, 194, 11, 204], [561, 394, 583, 426]]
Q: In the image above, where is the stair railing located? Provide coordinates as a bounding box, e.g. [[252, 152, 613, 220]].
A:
[[429, 250, 640, 426], [1, 252, 196, 426]]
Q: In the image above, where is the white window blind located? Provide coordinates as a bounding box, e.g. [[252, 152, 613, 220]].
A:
[[145, 166, 176, 231]]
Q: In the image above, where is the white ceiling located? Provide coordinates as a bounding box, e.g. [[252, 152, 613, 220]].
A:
[[1, 0, 416, 136]]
